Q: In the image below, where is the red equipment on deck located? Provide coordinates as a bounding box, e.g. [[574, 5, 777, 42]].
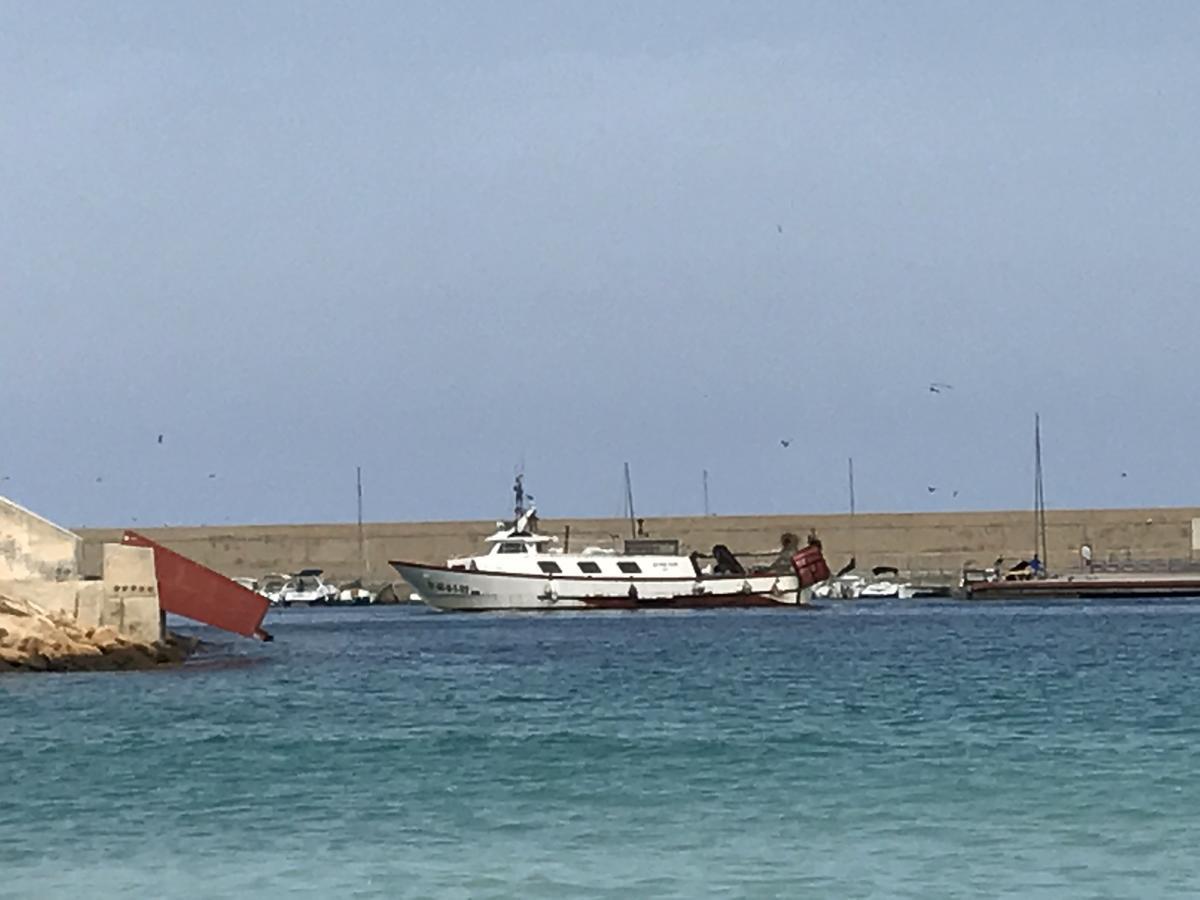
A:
[[122, 531, 272, 640], [791, 543, 832, 589]]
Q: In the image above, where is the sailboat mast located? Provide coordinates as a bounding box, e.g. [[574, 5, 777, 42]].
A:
[[356, 465, 365, 577], [623, 462, 636, 539], [1033, 414, 1048, 570], [848, 456, 857, 559], [702, 468, 710, 517]]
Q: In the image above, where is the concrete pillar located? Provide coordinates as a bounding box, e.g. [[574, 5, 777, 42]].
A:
[[101, 544, 162, 643]]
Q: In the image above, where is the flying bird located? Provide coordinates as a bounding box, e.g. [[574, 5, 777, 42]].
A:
[[208, 473, 217, 479], [157, 434, 164, 444], [952, 490, 959, 498], [928, 382, 954, 394], [780, 439, 791, 448], [927, 486, 937, 493], [776, 224, 783, 234], [1121, 472, 1128, 478]]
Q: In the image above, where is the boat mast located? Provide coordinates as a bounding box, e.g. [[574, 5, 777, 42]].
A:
[[1033, 414, 1048, 571], [702, 469, 710, 516], [356, 465, 365, 578], [848, 456, 857, 560], [623, 462, 636, 539]]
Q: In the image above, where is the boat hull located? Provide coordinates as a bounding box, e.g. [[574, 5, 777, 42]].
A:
[[390, 561, 813, 612]]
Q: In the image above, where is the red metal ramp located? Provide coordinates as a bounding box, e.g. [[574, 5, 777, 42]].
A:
[[122, 531, 272, 640]]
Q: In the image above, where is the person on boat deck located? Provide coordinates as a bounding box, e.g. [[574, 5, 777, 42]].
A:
[[1029, 555, 1043, 575]]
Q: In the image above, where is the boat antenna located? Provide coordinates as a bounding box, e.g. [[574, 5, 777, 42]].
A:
[[623, 462, 636, 539], [1033, 413, 1048, 572]]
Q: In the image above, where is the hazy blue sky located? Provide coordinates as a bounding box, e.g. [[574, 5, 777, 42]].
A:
[[3, 1, 1198, 527]]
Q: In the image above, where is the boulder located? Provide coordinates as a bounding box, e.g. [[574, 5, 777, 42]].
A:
[[0, 595, 196, 673]]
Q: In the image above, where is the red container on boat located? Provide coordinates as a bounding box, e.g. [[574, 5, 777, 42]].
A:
[[791, 545, 831, 588]]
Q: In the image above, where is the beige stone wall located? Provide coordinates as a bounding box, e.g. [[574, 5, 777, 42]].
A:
[[78, 506, 1200, 585], [0, 497, 161, 642], [0, 495, 81, 581]]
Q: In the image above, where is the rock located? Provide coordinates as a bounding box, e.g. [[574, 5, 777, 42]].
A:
[[17, 636, 43, 655], [89, 626, 125, 652], [0, 646, 25, 666], [0, 595, 197, 674]]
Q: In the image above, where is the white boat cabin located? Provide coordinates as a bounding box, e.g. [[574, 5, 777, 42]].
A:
[[447, 509, 698, 579]]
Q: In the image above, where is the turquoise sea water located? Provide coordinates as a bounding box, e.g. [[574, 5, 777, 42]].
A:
[[5, 601, 1200, 898]]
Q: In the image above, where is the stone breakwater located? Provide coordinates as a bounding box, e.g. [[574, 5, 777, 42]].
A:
[[0, 594, 197, 673]]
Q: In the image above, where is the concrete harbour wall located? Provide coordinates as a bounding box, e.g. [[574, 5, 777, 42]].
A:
[[1, 496, 162, 642], [0, 496, 81, 581], [77, 506, 1200, 586]]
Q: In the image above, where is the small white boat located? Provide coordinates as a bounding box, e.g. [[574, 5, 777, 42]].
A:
[[337, 583, 375, 604], [858, 580, 901, 599], [257, 573, 289, 605], [275, 569, 340, 606], [391, 478, 831, 612], [812, 574, 867, 600]]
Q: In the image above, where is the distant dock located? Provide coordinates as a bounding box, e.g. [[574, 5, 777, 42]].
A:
[[963, 573, 1200, 600]]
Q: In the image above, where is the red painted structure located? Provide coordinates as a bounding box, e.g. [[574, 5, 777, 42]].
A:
[[122, 531, 272, 640]]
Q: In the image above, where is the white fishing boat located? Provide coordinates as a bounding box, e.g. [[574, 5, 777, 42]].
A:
[[391, 478, 831, 612]]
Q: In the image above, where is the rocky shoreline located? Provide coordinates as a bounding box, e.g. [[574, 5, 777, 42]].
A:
[[0, 594, 199, 673]]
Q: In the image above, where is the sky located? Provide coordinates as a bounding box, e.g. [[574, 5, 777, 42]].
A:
[[2, 1, 1199, 527]]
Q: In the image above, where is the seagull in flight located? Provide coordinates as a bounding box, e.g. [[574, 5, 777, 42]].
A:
[[157, 434, 164, 444], [927, 486, 937, 493], [929, 382, 954, 394], [776, 224, 783, 234], [780, 439, 792, 448]]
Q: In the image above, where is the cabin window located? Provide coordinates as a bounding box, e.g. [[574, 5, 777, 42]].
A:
[[618, 561, 642, 574], [538, 561, 562, 574], [498, 542, 527, 554], [578, 561, 601, 574]]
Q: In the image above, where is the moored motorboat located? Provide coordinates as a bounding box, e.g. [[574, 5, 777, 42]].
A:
[[275, 569, 340, 606], [391, 479, 831, 612]]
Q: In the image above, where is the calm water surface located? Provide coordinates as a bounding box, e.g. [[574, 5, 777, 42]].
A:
[[5, 601, 1200, 898]]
